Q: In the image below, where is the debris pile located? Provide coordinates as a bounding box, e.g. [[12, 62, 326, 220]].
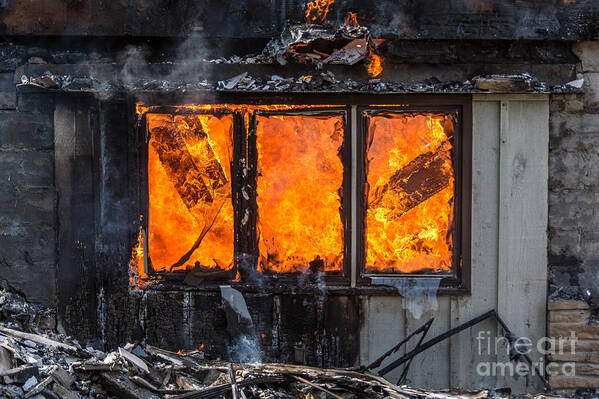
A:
[[0, 282, 568, 398]]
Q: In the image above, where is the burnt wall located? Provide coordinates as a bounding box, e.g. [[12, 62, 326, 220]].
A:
[[0, 30, 597, 366], [0, 70, 56, 305], [549, 42, 599, 307], [0, 0, 598, 40]]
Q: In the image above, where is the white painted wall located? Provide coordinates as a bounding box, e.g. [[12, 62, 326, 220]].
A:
[[360, 94, 549, 393]]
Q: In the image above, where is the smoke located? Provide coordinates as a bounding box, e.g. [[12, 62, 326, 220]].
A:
[[227, 335, 262, 363], [370, 277, 441, 319], [220, 286, 263, 364], [116, 31, 212, 93]]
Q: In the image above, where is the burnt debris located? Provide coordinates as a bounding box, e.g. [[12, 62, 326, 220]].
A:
[[2, 282, 563, 399]]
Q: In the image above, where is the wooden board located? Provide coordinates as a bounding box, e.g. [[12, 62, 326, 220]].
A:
[[449, 98, 501, 390], [359, 296, 407, 378], [404, 297, 451, 389], [496, 97, 549, 393], [54, 96, 99, 341]]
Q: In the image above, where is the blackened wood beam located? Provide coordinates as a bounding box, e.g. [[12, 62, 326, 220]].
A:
[[0, 0, 598, 40]]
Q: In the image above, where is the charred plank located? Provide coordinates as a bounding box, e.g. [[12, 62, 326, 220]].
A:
[[369, 140, 453, 219]]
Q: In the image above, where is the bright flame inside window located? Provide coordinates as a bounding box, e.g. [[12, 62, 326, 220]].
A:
[[256, 113, 345, 274], [131, 104, 459, 288], [365, 112, 455, 274], [147, 113, 235, 272]]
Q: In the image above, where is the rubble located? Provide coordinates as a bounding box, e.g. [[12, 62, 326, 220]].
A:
[[16, 67, 579, 96], [0, 281, 574, 398]]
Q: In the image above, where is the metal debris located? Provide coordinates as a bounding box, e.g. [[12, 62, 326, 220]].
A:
[[566, 78, 584, 89], [218, 72, 248, 90]]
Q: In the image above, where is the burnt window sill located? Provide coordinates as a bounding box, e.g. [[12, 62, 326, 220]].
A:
[[137, 277, 470, 296]]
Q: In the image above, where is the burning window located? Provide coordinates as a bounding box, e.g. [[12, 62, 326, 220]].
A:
[[133, 100, 470, 290], [146, 112, 235, 274], [363, 111, 455, 274], [255, 111, 345, 274]]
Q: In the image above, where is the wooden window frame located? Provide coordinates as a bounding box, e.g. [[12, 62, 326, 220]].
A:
[[134, 93, 472, 294]]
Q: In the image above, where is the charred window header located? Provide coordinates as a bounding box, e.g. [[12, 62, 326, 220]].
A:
[[130, 98, 471, 292]]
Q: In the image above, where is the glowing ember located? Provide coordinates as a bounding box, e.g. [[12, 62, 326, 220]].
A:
[[129, 223, 147, 289], [146, 113, 235, 273], [343, 11, 359, 27], [365, 112, 455, 274], [305, 0, 334, 24], [256, 113, 345, 273], [366, 47, 383, 77]]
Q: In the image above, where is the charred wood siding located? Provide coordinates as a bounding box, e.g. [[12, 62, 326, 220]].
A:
[[52, 95, 361, 366], [0, 89, 55, 305], [0, 0, 598, 40]]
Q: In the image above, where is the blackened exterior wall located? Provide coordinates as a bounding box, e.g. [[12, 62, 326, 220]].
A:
[[0, 72, 56, 305]]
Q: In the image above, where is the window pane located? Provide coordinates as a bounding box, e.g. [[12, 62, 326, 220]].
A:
[[256, 113, 345, 274], [147, 113, 234, 272], [365, 112, 455, 274]]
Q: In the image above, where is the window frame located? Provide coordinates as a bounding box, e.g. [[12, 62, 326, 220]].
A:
[[135, 94, 471, 294], [356, 103, 471, 292]]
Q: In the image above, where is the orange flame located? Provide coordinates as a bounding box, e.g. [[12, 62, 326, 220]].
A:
[[366, 48, 383, 77], [129, 222, 147, 289], [133, 104, 344, 282], [365, 113, 454, 274], [146, 113, 235, 273], [343, 11, 359, 27], [256, 114, 344, 273], [305, 0, 334, 24]]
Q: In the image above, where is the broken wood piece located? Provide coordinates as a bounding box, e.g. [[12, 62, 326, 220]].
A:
[[1, 365, 39, 385], [0, 327, 78, 352], [52, 382, 80, 399], [75, 363, 124, 372], [229, 364, 240, 399], [0, 345, 14, 373], [369, 140, 453, 220], [24, 376, 52, 398], [171, 375, 287, 399], [151, 125, 214, 207], [1, 341, 28, 367], [323, 39, 368, 65], [119, 347, 150, 374], [99, 372, 161, 399], [49, 365, 75, 388], [178, 116, 229, 191], [176, 374, 204, 391], [130, 375, 159, 391], [291, 375, 344, 399], [146, 345, 184, 366], [474, 75, 533, 92]]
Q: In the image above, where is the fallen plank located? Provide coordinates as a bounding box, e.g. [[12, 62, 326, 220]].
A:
[[291, 375, 344, 399], [171, 375, 288, 399], [24, 376, 53, 398], [75, 363, 124, 372], [1, 365, 39, 385], [0, 327, 78, 352], [49, 365, 75, 388], [99, 372, 161, 399], [119, 347, 149, 374]]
